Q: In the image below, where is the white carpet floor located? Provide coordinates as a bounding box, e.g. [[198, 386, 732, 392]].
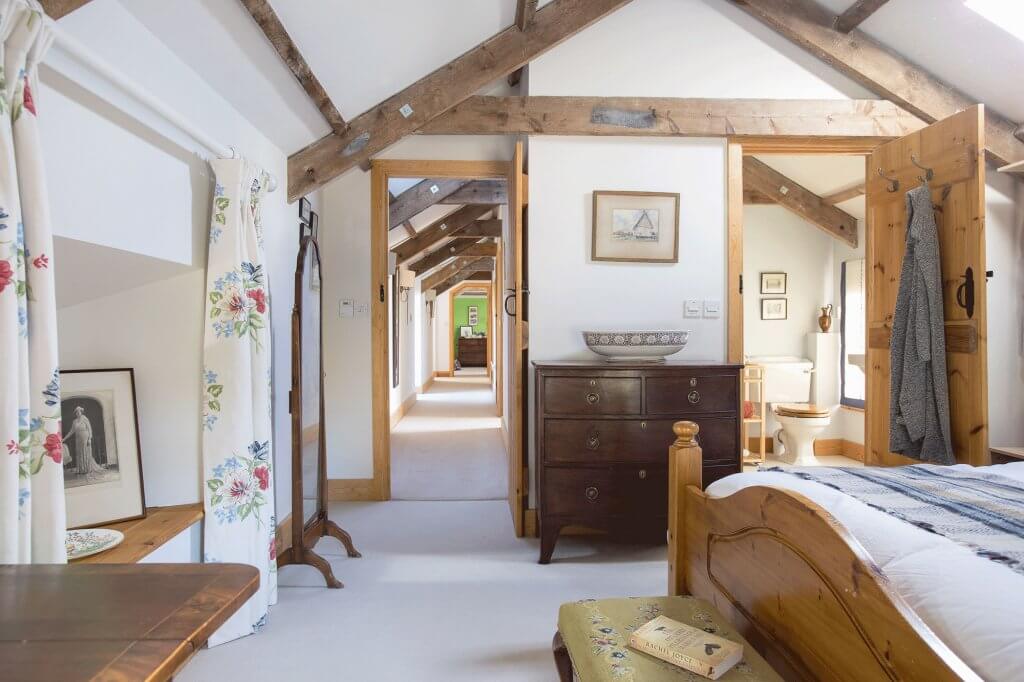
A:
[[180, 500, 666, 681], [390, 374, 507, 501]]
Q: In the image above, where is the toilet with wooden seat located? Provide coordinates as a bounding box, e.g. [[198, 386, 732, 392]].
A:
[[748, 356, 833, 466]]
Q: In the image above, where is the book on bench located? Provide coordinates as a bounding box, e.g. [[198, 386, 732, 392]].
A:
[[628, 615, 744, 680]]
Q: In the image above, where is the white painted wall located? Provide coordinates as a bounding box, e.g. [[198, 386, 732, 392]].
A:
[[415, 282, 435, 390], [387, 265, 419, 412], [434, 290, 452, 374], [743, 206, 836, 358], [44, 2, 315, 521]]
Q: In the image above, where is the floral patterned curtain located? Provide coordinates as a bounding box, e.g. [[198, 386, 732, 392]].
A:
[[202, 158, 277, 645], [0, 1, 63, 564]]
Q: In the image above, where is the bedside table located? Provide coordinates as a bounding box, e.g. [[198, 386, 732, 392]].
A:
[[991, 446, 1024, 465]]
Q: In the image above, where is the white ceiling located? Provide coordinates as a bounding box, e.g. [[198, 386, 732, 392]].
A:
[[117, 0, 1023, 158], [118, 0, 330, 152], [815, 0, 1024, 121]]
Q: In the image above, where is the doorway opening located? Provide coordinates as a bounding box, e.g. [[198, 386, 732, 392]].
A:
[[737, 153, 867, 470], [365, 158, 526, 521]]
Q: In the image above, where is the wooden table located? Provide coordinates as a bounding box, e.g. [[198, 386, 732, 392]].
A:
[[1, 563, 258, 681]]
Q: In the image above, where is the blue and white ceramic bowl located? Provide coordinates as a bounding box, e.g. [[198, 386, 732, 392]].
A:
[[581, 330, 690, 362]]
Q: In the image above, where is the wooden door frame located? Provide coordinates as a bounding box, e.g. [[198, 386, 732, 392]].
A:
[[726, 138, 879, 461], [448, 280, 493, 377], [726, 137, 879, 363], [370, 159, 510, 501]]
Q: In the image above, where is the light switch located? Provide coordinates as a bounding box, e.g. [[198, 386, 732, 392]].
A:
[[703, 299, 721, 318], [684, 299, 702, 318], [339, 299, 354, 318], [355, 302, 369, 315]]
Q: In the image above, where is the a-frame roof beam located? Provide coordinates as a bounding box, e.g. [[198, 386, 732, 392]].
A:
[[409, 238, 492, 275], [423, 257, 495, 292], [730, 0, 1024, 168], [389, 178, 467, 229], [833, 0, 889, 33], [436, 268, 494, 296], [239, 0, 348, 134], [392, 205, 495, 264], [743, 157, 858, 247], [287, 0, 634, 200]]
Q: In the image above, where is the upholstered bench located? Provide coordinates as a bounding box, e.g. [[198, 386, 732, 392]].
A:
[[553, 596, 781, 681]]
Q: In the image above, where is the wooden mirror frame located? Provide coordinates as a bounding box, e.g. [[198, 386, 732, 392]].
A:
[[276, 235, 360, 587]]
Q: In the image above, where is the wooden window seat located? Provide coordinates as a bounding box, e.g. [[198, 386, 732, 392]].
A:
[[73, 503, 203, 564]]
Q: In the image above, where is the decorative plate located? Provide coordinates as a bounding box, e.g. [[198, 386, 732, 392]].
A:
[[66, 528, 124, 560]]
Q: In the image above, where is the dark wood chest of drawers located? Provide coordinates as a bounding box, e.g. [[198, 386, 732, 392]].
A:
[[457, 337, 487, 367], [534, 360, 743, 563]]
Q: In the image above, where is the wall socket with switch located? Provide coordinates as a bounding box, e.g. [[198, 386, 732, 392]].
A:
[[684, 300, 702, 318]]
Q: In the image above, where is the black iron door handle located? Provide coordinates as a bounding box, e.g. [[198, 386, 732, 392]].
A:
[[504, 292, 516, 317], [956, 267, 974, 319]]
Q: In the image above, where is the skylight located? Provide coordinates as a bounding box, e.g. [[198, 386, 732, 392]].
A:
[[965, 0, 1024, 42]]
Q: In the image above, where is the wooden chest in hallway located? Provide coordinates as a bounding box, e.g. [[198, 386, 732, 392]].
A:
[[534, 361, 743, 563]]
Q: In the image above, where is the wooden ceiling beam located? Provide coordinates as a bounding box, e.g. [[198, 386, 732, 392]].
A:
[[392, 205, 495, 264], [409, 238, 492, 275], [239, 0, 348, 134], [436, 268, 494, 295], [422, 96, 925, 140], [744, 157, 858, 247], [508, 0, 539, 87], [833, 0, 889, 33], [423, 257, 495, 292], [730, 0, 1024, 167], [743, 188, 776, 205], [287, 0, 633, 200], [439, 180, 508, 206], [39, 0, 92, 18], [388, 191, 417, 237], [822, 183, 865, 205], [455, 219, 503, 239], [389, 178, 467, 229]]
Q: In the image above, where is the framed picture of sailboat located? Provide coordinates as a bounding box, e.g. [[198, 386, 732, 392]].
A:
[[592, 191, 680, 263]]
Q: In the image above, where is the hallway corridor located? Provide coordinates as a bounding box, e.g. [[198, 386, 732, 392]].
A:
[[391, 373, 507, 500]]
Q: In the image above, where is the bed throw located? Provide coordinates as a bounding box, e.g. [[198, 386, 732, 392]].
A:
[[766, 465, 1024, 576]]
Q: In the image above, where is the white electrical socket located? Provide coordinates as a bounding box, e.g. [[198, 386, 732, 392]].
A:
[[703, 299, 722, 318], [684, 299, 702, 318], [339, 299, 354, 318]]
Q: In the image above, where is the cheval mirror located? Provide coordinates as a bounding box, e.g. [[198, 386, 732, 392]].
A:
[[277, 234, 360, 587]]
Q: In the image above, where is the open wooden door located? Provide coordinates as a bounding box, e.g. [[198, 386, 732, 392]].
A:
[[507, 141, 528, 536], [865, 105, 988, 467]]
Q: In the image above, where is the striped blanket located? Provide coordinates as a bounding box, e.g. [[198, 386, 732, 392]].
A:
[[765, 464, 1024, 577]]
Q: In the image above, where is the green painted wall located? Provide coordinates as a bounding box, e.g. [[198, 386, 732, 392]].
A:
[[453, 295, 488, 356]]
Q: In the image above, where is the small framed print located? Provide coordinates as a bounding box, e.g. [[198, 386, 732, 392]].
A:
[[760, 272, 787, 294], [592, 191, 680, 263], [761, 298, 788, 320], [299, 196, 312, 226], [468, 306, 479, 326], [459, 325, 474, 338], [60, 369, 146, 528], [310, 211, 319, 242]]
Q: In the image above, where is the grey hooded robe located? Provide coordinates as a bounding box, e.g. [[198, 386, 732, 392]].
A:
[[889, 184, 954, 464]]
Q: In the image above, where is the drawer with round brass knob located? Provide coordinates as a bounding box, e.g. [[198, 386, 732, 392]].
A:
[[542, 376, 641, 415]]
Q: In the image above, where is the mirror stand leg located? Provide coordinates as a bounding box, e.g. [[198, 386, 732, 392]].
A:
[[304, 548, 344, 589], [325, 519, 362, 558]]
